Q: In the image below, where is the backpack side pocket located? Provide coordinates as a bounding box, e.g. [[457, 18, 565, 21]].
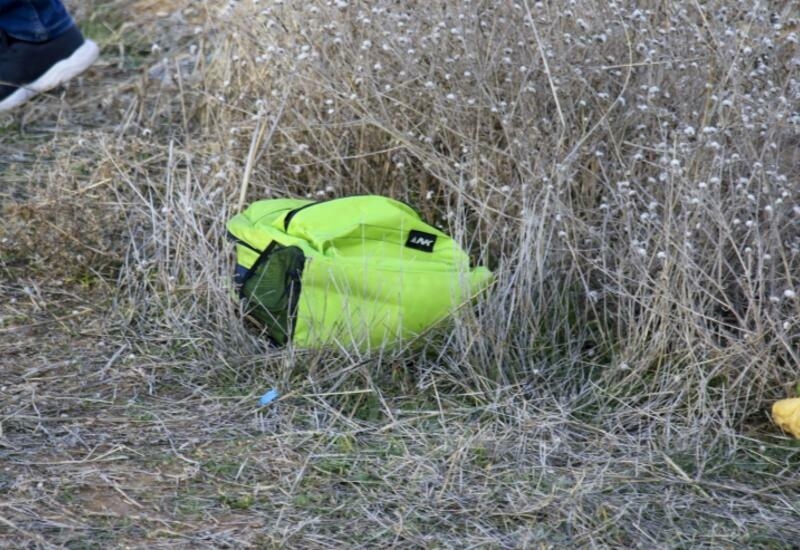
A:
[[241, 244, 306, 346]]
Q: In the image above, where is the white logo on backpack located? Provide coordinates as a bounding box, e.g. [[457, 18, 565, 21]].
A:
[[410, 236, 434, 247]]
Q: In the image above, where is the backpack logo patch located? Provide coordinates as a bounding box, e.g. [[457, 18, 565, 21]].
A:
[[405, 230, 437, 252]]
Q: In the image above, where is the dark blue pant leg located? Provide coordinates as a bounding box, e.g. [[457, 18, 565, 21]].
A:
[[0, 0, 74, 42]]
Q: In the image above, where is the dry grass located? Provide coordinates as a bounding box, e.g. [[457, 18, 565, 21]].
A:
[[2, 0, 799, 547]]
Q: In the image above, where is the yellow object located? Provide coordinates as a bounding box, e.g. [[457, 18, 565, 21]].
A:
[[772, 398, 800, 438]]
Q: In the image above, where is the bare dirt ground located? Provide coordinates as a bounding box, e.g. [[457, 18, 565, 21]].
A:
[[2, 0, 800, 547]]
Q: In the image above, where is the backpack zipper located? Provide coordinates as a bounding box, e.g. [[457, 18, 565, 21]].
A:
[[283, 202, 319, 230], [282, 196, 424, 231], [226, 230, 261, 253]]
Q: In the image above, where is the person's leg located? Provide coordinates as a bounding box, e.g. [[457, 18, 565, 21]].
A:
[[0, 0, 75, 42], [0, 0, 98, 111]]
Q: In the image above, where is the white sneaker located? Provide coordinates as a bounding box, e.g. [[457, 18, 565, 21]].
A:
[[0, 25, 98, 112]]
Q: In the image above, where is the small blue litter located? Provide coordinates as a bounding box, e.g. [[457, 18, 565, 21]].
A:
[[259, 388, 279, 406]]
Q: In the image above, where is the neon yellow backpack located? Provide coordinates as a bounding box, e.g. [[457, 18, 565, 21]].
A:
[[226, 195, 493, 350]]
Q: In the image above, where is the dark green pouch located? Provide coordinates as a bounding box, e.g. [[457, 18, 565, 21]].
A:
[[240, 244, 306, 346]]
